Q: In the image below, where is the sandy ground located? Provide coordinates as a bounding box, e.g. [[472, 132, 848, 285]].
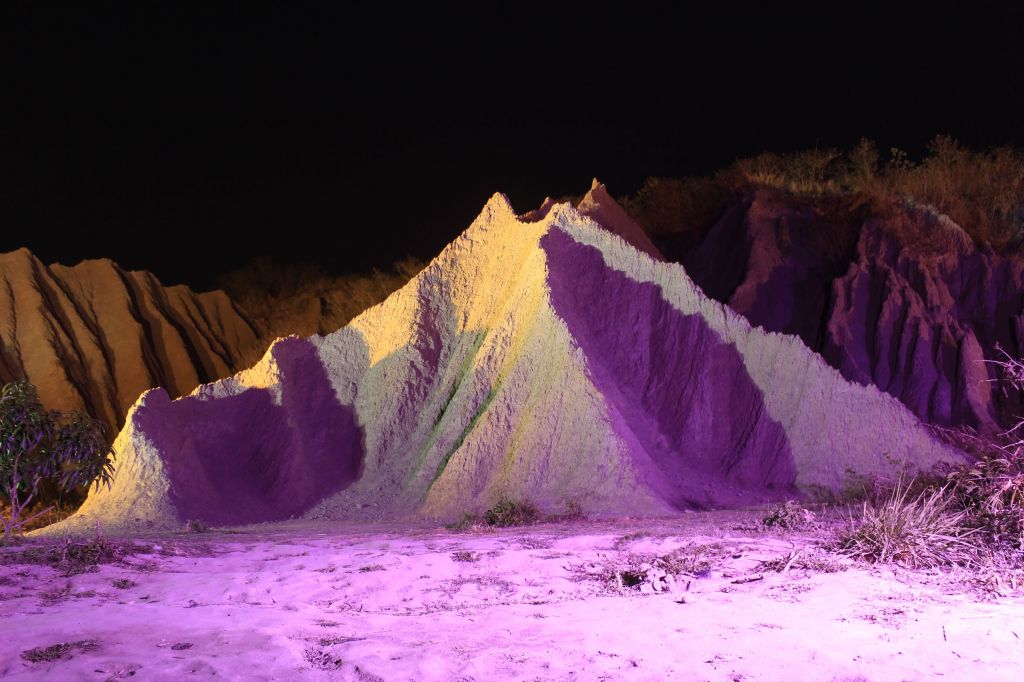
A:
[[1, 512, 1022, 681]]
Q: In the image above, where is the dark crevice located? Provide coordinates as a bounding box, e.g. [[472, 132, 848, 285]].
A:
[[111, 268, 168, 390], [47, 272, 122, 423], [27, 259, 104, 420]]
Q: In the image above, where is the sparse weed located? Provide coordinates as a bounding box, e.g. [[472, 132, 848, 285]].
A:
[[445, 513, 482, 532], [572, 543, 723, 593], [3, 530, 139, 577], [38, 582, 73, 604], [451, 550, 479, 563], [760, 550, 848, 574], [612, 531, 650, 550], [21, 639, 99, 663], [303, 646, 343, 670], [655, 543, 721, 575], [546, 499, 584, 522]]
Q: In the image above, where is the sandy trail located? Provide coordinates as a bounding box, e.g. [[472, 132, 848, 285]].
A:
[[2, 514, 1022, 681]]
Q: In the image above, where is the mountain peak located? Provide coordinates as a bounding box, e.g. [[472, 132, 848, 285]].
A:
[[44, 189, 962, 532]]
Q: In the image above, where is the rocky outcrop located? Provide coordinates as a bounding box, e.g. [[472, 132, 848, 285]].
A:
[[0, 248, 263, 431], [48, 186, 962, 532], [676, 189, 1024, 433]]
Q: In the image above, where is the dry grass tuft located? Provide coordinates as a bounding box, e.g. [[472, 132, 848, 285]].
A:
[[836, 480, 983, 569]]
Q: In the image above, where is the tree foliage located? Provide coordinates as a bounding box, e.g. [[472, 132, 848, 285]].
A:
[[0, 381, 113, 537]]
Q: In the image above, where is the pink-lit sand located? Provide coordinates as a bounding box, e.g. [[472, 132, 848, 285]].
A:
[[3, 513, 1021, 681]]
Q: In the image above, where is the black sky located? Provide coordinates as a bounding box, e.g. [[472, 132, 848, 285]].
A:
[[4, 2, 1024, 290]]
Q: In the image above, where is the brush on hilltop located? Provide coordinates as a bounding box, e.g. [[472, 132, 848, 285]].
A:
[[624, 135, 1024, 255]]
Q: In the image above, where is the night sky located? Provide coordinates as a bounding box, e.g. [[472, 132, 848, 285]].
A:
[[4, 2, 1024, 290]]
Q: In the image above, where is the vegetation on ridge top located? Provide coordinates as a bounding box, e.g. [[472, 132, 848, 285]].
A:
[[624, 136, 1024, 254]]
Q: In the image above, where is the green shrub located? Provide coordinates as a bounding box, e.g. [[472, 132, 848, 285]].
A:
[[0, 381, 113, 537], [482, 499, 539, 527]]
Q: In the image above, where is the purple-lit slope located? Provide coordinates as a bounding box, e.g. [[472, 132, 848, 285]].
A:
[[543, 228, 794, 508], [47, 185, 964, 532], [133, 338, 363, 525]]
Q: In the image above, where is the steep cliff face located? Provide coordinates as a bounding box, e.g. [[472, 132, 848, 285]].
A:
[[674, 189, 1024, 433], [0, 248, 263, 431], [49, 186, 961, 532]]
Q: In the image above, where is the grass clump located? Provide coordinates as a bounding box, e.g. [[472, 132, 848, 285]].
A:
[[761, 500, 817, 531], [451, 550, 479, 563], [836, 480, 982, 569]]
